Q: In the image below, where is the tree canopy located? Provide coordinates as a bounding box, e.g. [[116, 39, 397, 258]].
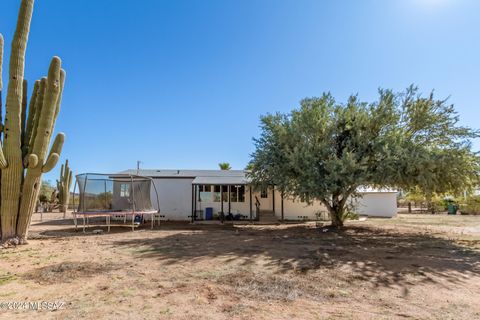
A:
[[248, 86, 480, 226], [218, 162, 232, 170]]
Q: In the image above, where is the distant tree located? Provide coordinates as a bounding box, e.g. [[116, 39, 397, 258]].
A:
[[245, 163, 254, 171], [218, 162, 232, 170], [39, 180, 55, 203], [249, 86, 480, 227]]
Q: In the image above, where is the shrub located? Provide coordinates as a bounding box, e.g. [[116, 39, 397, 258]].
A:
[[459, 196, 480, 215]]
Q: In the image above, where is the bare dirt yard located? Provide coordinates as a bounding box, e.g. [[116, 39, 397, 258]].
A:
[[1, 212, 479, 319]]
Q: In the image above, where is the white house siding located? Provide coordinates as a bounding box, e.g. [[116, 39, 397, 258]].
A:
[[353, 192, 397, 217], [121, 169, 397, 221], [151, 178, 194, 220]]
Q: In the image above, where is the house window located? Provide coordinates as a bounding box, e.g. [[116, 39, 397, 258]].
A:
[[199, 185, 212, 202], [222, 186, 228, 202], [230, 185, 245, 203], [260, 188, 268, 198], [213, 185, 221, 202], [120, 183, 130, 198]]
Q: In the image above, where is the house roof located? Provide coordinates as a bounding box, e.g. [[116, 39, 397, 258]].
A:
[[120, 169, 397, 193], [119, 169, 248, 178], [192, 176, 250, 185]]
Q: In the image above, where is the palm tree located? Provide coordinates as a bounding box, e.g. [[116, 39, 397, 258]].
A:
[[218, 162, 231, 170]]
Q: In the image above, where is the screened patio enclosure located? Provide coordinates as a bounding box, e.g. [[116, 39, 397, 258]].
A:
[[73, 173, 161, 231], [191, 176, 281, 223]]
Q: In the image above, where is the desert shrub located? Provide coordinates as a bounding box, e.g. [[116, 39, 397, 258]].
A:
[[459, 196, 480, 215]]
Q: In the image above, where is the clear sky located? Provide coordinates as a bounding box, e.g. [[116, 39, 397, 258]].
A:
[[0, 0, 479, 183]]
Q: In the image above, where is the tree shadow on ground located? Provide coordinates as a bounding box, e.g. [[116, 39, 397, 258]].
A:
[[108, 223, 480, 294]]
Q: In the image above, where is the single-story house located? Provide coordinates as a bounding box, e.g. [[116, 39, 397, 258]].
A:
[[119, 169, 398, 222]]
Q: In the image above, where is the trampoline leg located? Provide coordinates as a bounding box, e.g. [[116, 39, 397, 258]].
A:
[[82, 215, 86, 233], [74, 213, 77, 231], [124, 214, 127, 224], [107, 216, 110, 232], [132, 214, 135, 231], [151, 213, 153, 229]]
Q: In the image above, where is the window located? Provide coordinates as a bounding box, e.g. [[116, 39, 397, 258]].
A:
[[199, 185, 212, 202], [120, 183, 130, 198], [260, 188, 268, 198], [230, 185, 245, 203], [213, 185, 221, 202], [221, 186, 228, 202]]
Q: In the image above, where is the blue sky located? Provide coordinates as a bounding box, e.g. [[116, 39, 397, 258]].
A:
[[0, 0, 479, 183]]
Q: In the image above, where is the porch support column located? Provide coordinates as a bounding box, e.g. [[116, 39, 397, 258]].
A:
[[281, 191, 284, 223], [221, 185, 224, 214], [249, 185, 253, 222], [193, 185, 197, 222], [272, 185, 275, 215], [228, 185, 231, 214], [191, 184, 194, 223]]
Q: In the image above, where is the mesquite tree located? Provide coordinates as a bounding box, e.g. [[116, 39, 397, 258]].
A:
[[0, 0, 66, 243], [249, 87, 479, 227]]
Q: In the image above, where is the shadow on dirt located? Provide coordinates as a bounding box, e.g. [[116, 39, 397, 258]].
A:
[[106, 223, 480, 293]]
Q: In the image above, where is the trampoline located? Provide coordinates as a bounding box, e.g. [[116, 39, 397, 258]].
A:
[[73, 173, 161, 232]]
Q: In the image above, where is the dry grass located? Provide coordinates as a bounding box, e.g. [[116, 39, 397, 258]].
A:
[[0, 212, 479, 319]]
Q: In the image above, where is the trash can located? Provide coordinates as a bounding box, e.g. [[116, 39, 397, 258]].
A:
[[205, 207, 213, 220], [447, 203, 457, 215]]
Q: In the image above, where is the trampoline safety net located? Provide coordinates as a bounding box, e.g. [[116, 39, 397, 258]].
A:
[[75, 173, 159, 213]]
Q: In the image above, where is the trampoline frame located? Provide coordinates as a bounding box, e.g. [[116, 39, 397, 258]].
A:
[[72, 173, 161, 232]]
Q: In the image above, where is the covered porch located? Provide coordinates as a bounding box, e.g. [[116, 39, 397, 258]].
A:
[[191, 176, 285, 223]]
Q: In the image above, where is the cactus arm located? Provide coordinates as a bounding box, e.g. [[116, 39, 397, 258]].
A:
[[21, 79, 28, 148], [67, 168, 72, 189], [31, 58, 61, 156], [54, 69, 65, 121], [24, 153, 38, 169], [28, 77, 46, 149], [42, 153, 59, 173], [22, 79, 39, 156], [41, 132, 64, 173]]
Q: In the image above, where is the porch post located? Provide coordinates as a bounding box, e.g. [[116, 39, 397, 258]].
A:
[[249, 185, 253, 222], [221, 185, 224, 214], [193, 185, 197, 222], [272, 185, 275, 215], [281, 191, 284, 222], [191, 184, 194, 223], [228, 185, 231, 214]]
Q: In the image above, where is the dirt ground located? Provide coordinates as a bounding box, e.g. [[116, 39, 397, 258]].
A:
[[0, 212, 479, 319]]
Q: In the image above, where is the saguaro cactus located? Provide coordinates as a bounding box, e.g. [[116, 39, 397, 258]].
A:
[[57, 159, 72, 216], [0, 0, 66, 244]]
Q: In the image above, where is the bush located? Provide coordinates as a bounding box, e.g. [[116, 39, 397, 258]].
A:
[[459, 196, 480, 215]]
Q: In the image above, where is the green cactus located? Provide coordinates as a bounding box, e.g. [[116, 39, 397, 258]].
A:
[[0, 0, 66, 243], [56, 159, 72, 215]]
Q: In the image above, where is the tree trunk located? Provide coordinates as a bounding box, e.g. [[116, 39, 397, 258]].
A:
[[329, 208, 344, 228]]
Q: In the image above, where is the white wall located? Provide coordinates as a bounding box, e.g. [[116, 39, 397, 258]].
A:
[[353, 193, 397, 217], [150, 180, 397, 221], [151, 178, 193, 220], [274, 190, 397, 220]]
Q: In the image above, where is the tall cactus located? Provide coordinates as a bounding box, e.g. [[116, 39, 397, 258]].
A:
[[0, 0, 66, 244], [57, 159, 72, 216]]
